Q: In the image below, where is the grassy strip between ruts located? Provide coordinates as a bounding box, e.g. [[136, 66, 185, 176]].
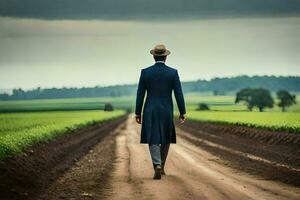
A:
[[184, 111, 300, 133], [0, 110, 126, 160]]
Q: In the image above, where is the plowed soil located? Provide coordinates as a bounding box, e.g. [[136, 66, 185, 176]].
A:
[[0, 115, 128, 200], [179, 120, 300, 186]]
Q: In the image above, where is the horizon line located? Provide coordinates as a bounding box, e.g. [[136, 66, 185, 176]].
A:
[[1, 74, 299, 92]]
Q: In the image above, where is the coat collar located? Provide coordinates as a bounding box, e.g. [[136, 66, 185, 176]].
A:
[[155, 61, 165, 66]]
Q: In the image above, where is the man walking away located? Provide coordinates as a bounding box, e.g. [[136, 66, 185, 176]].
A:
[[135, 44, 186, 180]]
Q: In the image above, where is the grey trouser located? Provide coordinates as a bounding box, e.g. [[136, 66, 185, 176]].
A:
[[148, 144, 170, 167]]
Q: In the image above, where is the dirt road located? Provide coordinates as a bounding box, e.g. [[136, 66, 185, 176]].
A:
[[104, 114, 300, 200]]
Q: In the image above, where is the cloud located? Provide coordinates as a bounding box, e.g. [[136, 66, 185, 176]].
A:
[[0, 16, 299, 89], [0, 0, 300, 20]]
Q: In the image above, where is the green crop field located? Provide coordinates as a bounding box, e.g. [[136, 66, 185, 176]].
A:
[[0, 94, 299, 152], [0, 96, 135, 113], [178, 95, 300, 133], [186, 111, 300, 133], [0, 110, 126, 160]]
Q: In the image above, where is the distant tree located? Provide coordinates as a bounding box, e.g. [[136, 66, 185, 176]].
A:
[[213, 90, 225, 96], [12, 88, 25, 98], [104, 103, 114, 111], [110, 91, 116, 97], [235, 88, 254, 111], [196, 103, 210, 111], [235, 88, 274, 112], [276, 90, 296, 112], [0, 93, 9, 100]]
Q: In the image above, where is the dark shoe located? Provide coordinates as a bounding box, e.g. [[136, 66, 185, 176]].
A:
[[153, 165, 161, 180]]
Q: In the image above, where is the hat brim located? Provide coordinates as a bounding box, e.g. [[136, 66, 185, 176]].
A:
[[150, 49, 171, 56]]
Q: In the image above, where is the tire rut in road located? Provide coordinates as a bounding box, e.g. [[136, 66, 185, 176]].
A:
[[103, 114, 203, 200]]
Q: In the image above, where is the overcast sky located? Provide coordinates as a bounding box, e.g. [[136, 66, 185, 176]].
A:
[[0, 1, 300, 90]]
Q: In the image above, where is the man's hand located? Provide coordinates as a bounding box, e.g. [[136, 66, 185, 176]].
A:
[[135, 115, 142, 124], [179, 114, 186, 123]]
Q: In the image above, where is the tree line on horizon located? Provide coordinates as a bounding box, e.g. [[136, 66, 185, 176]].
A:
[[0, 75, 299, 100]]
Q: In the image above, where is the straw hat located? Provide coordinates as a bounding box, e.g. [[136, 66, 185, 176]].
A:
[[150, 44, 171, 56]]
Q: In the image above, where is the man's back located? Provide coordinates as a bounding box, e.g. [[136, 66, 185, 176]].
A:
[[141, 63, 177, 98], [136, 62, 185, 116]]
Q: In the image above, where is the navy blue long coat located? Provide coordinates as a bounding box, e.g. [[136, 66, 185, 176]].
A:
[[135, 62, 186, 144]]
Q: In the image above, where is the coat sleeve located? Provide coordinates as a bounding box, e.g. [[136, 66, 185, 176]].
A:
[[135, 69, 146, 115], [173, 70, 186, 115]]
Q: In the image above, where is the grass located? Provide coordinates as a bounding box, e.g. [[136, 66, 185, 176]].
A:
[[180, 95, 300, 133], [184, 95, 300, 112], [0, 110, 126, 160], [1, 95, 299, 113], [0, 96, 135, 113], [187, 111, 300, 133]]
